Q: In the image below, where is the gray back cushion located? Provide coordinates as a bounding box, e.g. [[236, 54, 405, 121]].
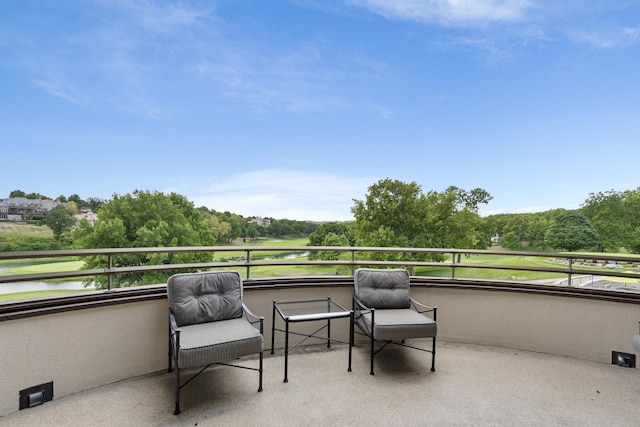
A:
[[167, 271, 243, 327], [354, 268, 411, 309]]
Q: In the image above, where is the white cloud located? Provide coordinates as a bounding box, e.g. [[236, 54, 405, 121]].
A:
[[31, 79, 89, 108], [347, 0, 532, 26], [568, 24, 640, 49], [185, 169, 374, 221]]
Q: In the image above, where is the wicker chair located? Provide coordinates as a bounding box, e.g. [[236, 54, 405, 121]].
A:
[[352, 268, 437, 375], [167, 271, 263, 415]]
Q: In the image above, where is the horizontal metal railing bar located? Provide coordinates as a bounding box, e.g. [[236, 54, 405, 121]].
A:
[[2, 260, 638, 284], [3, 245, 640, 261], [0, 269, 106, 283], [1, 246, 640, 290]]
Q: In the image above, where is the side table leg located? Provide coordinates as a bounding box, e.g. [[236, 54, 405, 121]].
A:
[[284, 319, 289, 383], [271, 301, 276, 355]]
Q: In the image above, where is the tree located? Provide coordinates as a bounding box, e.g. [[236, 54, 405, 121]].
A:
[[581, 188, 640, 253], [308, 222, 355, 260], [484, 210, 565, 250], [581, 190, 626, 252], [352, 179, 425, 250], [86, 197, 105, 212], [308, 222, 355, 246], [44, 205, 76, 241], [544, 212, 600, 252], [622, 190, 640, 253], [500, 231, 521, 250], [72, 190, 215, 289], [203, 213, 232, 242], [25, 192, 48, 200], [9, 190, 26, 198], [352, 179, 492, 263], [314, 232, 350, 260], [244, 223, 260, 241], [67, 200, 78, 215]]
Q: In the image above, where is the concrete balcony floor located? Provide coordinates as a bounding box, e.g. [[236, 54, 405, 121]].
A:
[[2, 341, 639, 427]]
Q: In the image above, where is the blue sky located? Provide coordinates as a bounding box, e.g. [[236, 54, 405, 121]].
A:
[[1, 1, 639, 221]]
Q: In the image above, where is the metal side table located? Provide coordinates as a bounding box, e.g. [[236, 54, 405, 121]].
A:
[[271, 297, 353, 382]]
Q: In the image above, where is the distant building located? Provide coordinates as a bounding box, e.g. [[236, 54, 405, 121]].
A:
[[250, 217, 271, 227], [73, 212, 98, 226], [0, 197, 63, 221]]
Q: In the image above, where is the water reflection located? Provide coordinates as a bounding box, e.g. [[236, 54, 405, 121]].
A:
[[263, 251, 309, 260], [0, 281, 95, 295]]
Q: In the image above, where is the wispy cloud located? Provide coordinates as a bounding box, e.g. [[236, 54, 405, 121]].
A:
[[181, 169, 374, 221], [108, 0, 212, 31], [197, 41, 392, 114], [337, 0, 546, 67], [6, 0, 395, 118], [6, 1, 213, 118], [568, 24, 640, 49], [31, 79, 89, 108], [346, 0, 533, 26]]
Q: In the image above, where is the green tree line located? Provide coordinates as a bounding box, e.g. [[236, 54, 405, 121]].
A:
[[2, 189, 319, 253], [309, 180, 640, 258], [4, 184, 640, 288]]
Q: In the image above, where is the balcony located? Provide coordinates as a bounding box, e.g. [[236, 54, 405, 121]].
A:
[[1, 247, 639, 424]]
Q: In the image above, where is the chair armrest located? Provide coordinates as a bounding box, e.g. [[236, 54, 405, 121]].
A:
[[353, 294, 374, 322], [169, 310, 180, 335], [168, 310, 181, 365], [353, 294, 372, 312], [242, 302, 263, 322], [243, 303, 264, 334], [410, 298, 437, 320], [353, 294, 375, 336]]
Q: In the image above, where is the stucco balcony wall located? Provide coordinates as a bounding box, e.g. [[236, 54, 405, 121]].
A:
[[1, 280, 638, 416]]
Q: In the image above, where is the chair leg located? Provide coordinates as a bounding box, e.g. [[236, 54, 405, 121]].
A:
[[174, 364, 181, 415], [370, 335, 375, 375], [431, 336, 437, 372], [258, 350, 264, 392]]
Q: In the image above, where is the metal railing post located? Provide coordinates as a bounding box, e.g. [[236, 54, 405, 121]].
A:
[[451, 252, 457, 279], [567, 258, 573, 287], [107, 254, 113, 291], [351, 250, 355, 275], [246, 250, 251, 279]]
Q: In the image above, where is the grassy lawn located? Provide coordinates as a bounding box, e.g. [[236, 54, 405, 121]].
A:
[[238, 262, 340, 278], [415, 254, 566, 281], [0, 260, 84, 276], [0, 222, 53, 238]]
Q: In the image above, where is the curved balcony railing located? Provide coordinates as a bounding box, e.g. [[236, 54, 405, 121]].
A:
[[2, 245, 640, 287]]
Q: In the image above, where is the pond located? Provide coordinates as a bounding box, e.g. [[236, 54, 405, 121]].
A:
[[263, 251, 309, 260], [0, 280, 95, 295]]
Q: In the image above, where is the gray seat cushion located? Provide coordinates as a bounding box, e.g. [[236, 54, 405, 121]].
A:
[[177, 318, 264, 369], [359, 309, 437, 341], [354, 268, 411, 309], [168, 271, 243, 327]]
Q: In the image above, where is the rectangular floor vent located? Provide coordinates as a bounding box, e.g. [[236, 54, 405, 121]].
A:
[[19, 381, 53, 410], [611, 351, 636, 368]]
